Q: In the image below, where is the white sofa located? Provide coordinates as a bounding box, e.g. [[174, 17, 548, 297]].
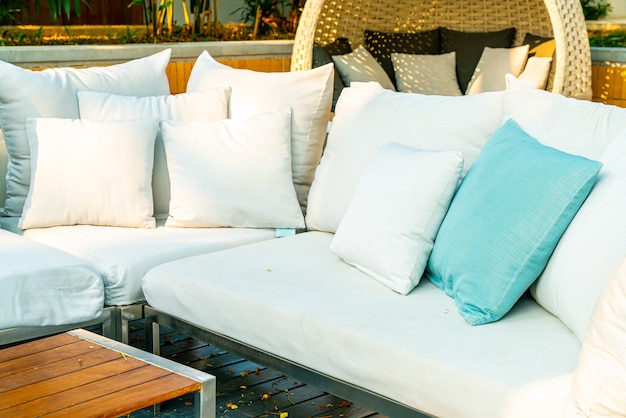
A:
[[0, 48, 333, 343], [1, 49, 625, 418], [142, 81, 626, 417]]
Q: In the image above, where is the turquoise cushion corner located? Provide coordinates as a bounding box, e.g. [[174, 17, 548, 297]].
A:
[[425, 119, 602, 326]]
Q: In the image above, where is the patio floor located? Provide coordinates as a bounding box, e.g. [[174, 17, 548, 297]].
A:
[[117, 320, 387, 418]]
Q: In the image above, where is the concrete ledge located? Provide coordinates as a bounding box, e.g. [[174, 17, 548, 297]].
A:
[[591, 46, 626, 65], [0, 40, 294, 68]]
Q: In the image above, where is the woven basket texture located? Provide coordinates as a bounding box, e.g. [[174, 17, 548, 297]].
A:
[[291, 0, 591, 99]]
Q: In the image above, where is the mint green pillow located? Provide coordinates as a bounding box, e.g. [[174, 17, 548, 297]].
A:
[[426, 119, 602, 325]]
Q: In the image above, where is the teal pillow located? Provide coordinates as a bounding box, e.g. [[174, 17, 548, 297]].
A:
[[426, 119, 602, 326]]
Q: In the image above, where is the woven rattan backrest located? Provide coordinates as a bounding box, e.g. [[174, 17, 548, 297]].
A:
[[291, 0, 591, 99]]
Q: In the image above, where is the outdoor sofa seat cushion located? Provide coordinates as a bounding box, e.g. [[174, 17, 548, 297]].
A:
[[0, 228, 103, 330], [0, 217, 275, 306], [142, 231, 580, 418]]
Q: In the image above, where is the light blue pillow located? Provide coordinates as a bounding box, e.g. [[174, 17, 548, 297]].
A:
[[426, 119, 602, 325]]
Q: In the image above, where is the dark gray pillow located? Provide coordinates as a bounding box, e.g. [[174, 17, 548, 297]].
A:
[[441, 27, 516, 93], [364, 29, 441, 87], [312, 38, 352, 111]]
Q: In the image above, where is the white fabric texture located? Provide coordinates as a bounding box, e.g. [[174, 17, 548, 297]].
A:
[[0, 130, 6, 207], [532, 129, 626, 341], [11, 218, 276, 306], [0, 49, 171, 216], [143, 231, 581, 418], [20, 118, 159, 230], [568, 257, 626, 417], [391, 52, 462, 96], [332, 45, 396, 91], [186, 51, 333, 212], [466, 45, 530, 94], [517, 57, 553, 89], [331, 143, 463, 295], [306, 82, 504, 233], [0, 228, 103, 329], [503, 75, 626, 160], [77, 88, 230, 219], [161, 109, 305, 229]]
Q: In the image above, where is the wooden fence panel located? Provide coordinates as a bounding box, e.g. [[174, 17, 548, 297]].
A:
[[17, 0, 143, 25]]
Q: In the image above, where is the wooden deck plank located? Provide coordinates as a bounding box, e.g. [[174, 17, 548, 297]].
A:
[[0, 339, 101, 379], [0, 345, 113, 392], [44, 374, 200, 418], [0, 357, 149, 410], [1, 363, 177, 416], [0, 332, 78, 363]]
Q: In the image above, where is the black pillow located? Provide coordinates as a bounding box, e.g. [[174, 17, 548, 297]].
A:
[[364, 28, 441, 87], [312, 38, 352, 111], [441, 27, 516, 93]]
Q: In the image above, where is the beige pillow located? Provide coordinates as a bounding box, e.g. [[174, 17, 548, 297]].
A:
[[568, 256, 626, 417], [78, 89, 230, 219], [517, 56, 553, 90], [332, 45, 396, 91], [0, 49, 171, 217], [161, 109, 305, 229], [20, 118, 159, 229], [466, 45, 530, 94], [186, 51, 333, 213], [391, 52, 462, 96]]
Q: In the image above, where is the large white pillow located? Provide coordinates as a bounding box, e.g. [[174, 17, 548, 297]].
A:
[[0, 49, 172, 217], [465, 45, 529, 94], [305, 82, 504, 233], [332, 45, 396, 91], [77, 88, 230, 219], [331, 142, 463, 295], [567, 256, 626, 417], [20, 118, 159, 229], [503, 75, 626, 160], [185, 51, 334, 212], [160, 109, 305, 229], [531, 129, 626, 341], [391, 52, 462, 96]]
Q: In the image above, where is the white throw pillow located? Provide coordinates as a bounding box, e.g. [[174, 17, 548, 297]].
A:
[[331, 142, 463, 295], [0, 49, 172, 217], [466, 45, 530, 94], [160, 109, 305, 229], [332, 45, 396, 91], [186, 51, 333, 212], [517, 56, 553, 89], [567, 256, 626, 417], [504, 75, 626, 160], [391, 52, 462, 96], [77, 88, 230, 219], [531, 129, 626, 341], [305, 82, 504, 233], [20, 118, 159, 229]]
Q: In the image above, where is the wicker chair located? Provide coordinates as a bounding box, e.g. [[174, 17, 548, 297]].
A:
[[291, 0, 591, 99]]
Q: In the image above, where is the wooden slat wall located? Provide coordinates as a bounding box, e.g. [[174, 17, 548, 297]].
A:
[[17, 0, 143, 25], [592, 65, 626, 108], [166, 57, 292, 94]]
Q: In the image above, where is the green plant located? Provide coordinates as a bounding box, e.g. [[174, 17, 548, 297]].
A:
[[233, 0, 302, 39], [0, 0, 24, 24], [581, 0, 612, 20]]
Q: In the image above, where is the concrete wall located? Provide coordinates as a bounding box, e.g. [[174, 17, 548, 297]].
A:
[[607, 0, 626, 18]]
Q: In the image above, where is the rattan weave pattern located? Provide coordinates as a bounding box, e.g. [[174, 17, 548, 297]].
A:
[[291, 0, 591, 99]]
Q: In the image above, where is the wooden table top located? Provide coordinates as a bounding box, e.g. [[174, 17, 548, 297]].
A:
[[0, 329, 209, 418]]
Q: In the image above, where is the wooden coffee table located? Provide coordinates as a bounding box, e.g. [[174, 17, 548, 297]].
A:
[[0, 328, 215, 418]]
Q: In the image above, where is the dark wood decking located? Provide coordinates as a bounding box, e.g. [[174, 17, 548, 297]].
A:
[[119, 320, 387, 418]]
